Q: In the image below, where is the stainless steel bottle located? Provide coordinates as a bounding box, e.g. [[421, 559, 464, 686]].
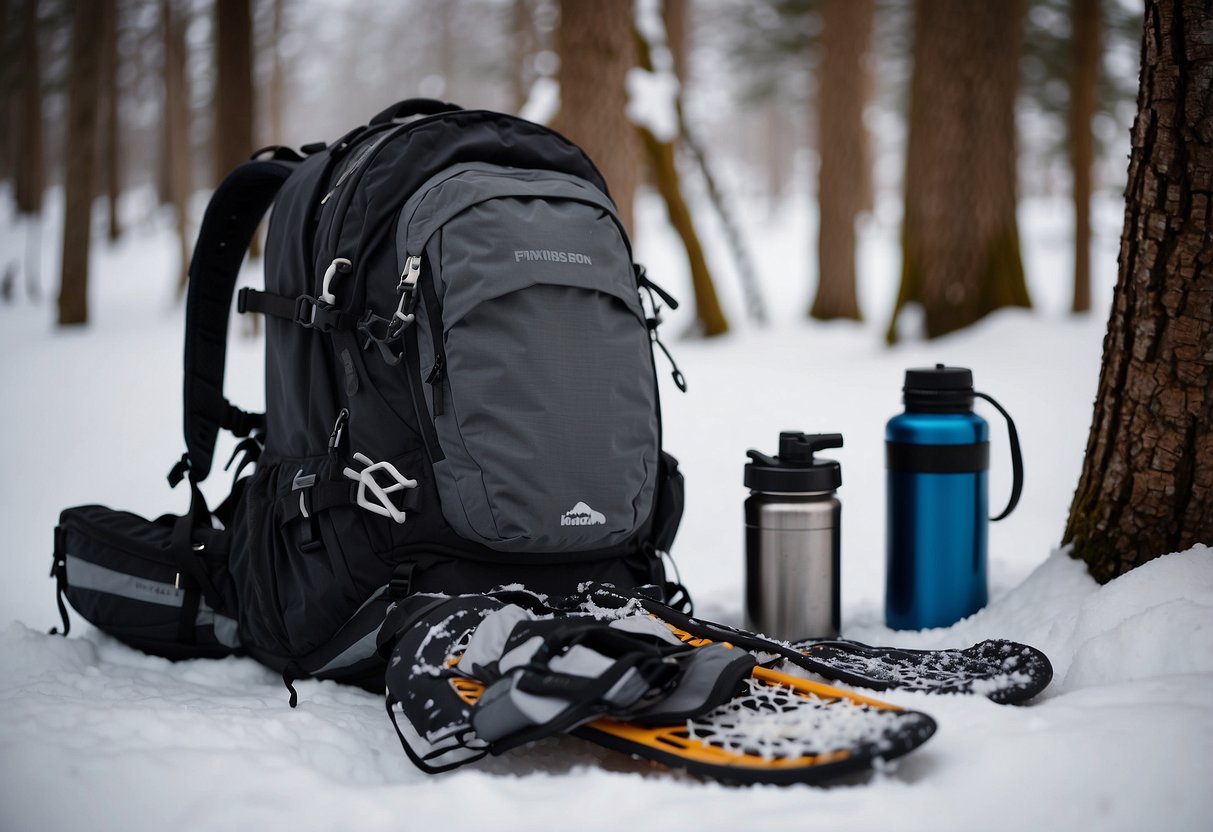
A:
[[744, 432, 843, 640]]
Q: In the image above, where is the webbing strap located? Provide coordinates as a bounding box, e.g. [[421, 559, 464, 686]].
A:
[[237, 287, 296, 320], [182, 158, 296, 482]]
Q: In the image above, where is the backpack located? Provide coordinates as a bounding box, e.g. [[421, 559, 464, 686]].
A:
[[51, 99, 688, 694]]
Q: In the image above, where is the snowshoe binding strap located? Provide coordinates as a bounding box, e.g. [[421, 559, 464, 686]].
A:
[[380, 587, 938, 785]]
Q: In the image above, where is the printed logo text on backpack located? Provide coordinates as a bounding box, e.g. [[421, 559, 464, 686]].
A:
[[561, 501, 607, 526]]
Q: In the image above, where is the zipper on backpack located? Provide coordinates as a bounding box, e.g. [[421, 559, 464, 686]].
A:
[[424, 356, 445, 416], [417, 259, 449, 423]]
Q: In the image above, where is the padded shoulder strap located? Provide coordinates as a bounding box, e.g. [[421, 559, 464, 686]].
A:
[[183, 157, 296, 482]]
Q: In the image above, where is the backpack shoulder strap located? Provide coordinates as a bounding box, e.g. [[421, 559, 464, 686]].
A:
[[181, 155, 297, 484]]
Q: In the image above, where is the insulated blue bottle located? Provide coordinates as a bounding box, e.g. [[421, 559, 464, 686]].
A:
[[885, 365, 1023, 630]]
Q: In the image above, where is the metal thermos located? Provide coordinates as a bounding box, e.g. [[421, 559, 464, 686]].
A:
[[885, 365, 1024, 630], [744, 432, 843, 640]]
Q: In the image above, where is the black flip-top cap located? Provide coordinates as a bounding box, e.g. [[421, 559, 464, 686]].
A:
[[903, 364, 975, 411], [745, 432, 843, 494]]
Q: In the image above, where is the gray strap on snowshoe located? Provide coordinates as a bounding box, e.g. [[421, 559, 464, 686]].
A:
[[381, 590, 755, 773]]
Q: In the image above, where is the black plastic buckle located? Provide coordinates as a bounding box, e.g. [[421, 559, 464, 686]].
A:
[[388, 562, 416, 599], [357, 311, 407, 366], [294, 294, 325, 329], [167, 453, 191, 488]]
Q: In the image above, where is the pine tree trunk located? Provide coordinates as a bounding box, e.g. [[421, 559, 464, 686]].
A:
[[213, 0, 254, 184], [58, 0, 104, 326], [1062, 0, 1213, 583], [510, 0, 535, 113], [638, 126, 729, 337], [1070, 0, 1101, 314], [889, 0, 1032, 343], [266, 0, 286, 144], [163, 0, 192, 292], [0, 0, 13, 189], [811, 0, 873, 322], [99, 0, 121, 242], [552, 0, 639, 233], [14, 0, 43, 217], [663, 0, 688, 86]]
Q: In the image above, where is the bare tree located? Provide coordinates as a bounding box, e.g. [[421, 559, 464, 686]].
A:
[[14, 0, 42, 218], [509, 0, 537, 112], [99, 0, 122, 242], [811, 0, 873, 322], [0, 0, 13, 189], [1062, 0, 1213, 583], [58, 0, 105, 326], [265, 0, 286, 144], [1069, 0, 1101, 314], [634, 1, 731, 336], [214, 0, 255, 183], [163, 0, 192, 291], [888, 0, 1032, 343], [552, 0, 640, 233]]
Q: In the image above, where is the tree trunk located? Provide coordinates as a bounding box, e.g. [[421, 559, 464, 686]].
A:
[[509, 0, 535, 113], [0, 0, 13, 189], [163, 0, 192, 292], [552, 0, 639, 233], [811, 0, 873, 322], [14, 0, 43, 217], [1062, 0, 1213, 583], [663, 0, 689, 87], [638, 126, 729, 337], [266, 0, 286, 145], [889, 0, 1032, 343], [99, 0, 121, 242], [58, 0, 105, 326], [213, 0, 254, 184], [1070, 0, 1101, 314]]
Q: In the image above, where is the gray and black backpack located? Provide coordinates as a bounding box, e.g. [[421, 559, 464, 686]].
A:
[[50, 99, 688, 694]]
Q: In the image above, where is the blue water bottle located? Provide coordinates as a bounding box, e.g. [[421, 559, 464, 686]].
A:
[[885, 365, 1023, 630]]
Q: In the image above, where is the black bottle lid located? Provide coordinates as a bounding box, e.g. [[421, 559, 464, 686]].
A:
[[903, 364, 975, 411], [745, 432, 843, 494]]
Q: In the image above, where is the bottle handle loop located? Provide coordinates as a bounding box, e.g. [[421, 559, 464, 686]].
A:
[[975, 391, 1023, 521]]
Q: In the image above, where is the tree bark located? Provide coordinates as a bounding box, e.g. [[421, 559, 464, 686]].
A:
[[1062, 0, 1213, 583], [266, 0, 286, 145], [552, 0, 640, 233], [1070, 0, 1101, 314], [509, 0, 535, 113], [811, 0, 873, 322], [663, 0, 689, 87], [889, 0, 1032, 343], [213, 0, 254, 184], [99, 0, 122, 242], [163, 0, 192, 292], [14, 0, 43, 216], [638, 126, 729, 337], [58, 0, 105, 326], [0, 0, 12, 189]]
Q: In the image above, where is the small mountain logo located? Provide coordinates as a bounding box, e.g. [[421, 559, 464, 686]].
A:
[[561, 501, 606, 526]]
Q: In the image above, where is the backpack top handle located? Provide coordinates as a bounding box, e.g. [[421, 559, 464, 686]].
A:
[[369, 98, 462, 127]]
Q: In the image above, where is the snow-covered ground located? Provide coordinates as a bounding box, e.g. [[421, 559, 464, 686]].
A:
[[0, 183, 1210, 831]]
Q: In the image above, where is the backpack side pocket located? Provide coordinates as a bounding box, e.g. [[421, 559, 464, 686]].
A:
[[53, 505, 239, 660]]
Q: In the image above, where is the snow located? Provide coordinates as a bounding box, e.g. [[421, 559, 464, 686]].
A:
[[1, 180, 1211, 831]]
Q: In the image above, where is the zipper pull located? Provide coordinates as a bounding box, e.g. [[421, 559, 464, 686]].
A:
[[425, 356, 445, 416], [649, 322, 687, 393], [635, 264, 680, 310]]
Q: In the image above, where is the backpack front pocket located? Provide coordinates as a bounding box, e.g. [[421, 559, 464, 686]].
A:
[[400, 164, 659, 554]]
